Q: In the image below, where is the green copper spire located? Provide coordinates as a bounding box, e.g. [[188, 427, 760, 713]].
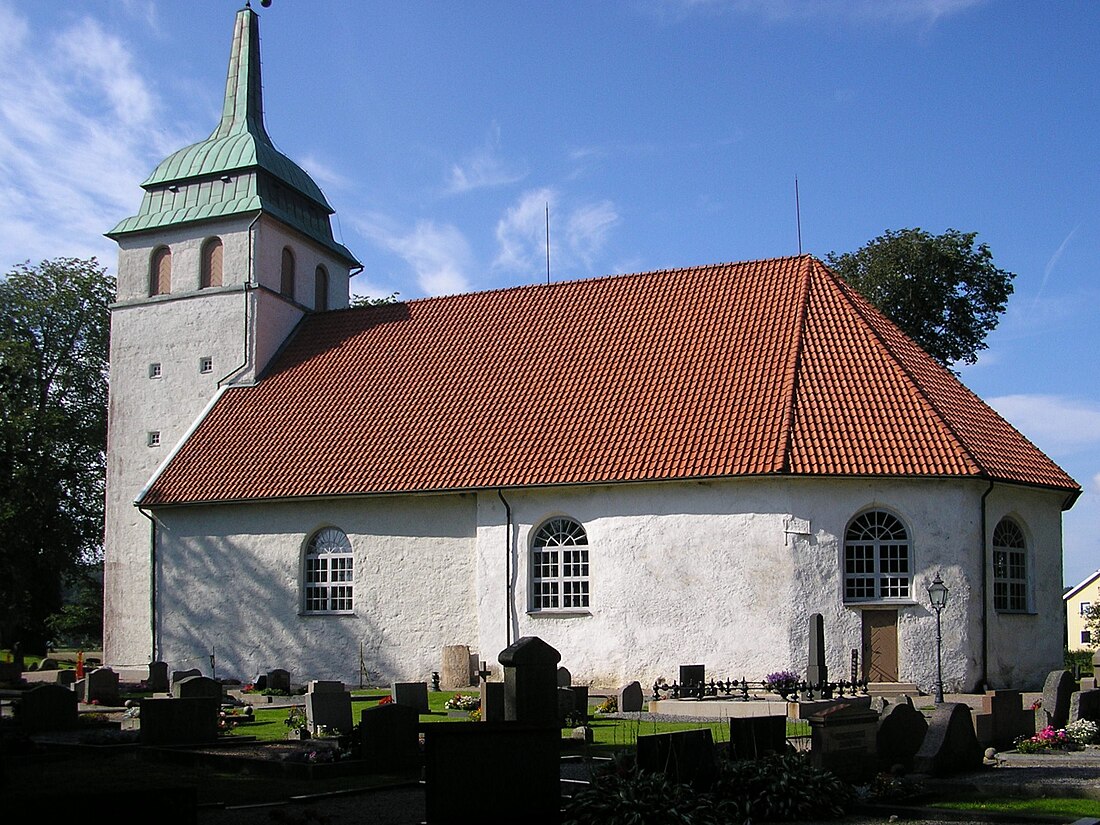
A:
[[108, 4, 358, 266]]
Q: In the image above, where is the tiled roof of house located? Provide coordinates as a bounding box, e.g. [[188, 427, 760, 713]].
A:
[[140, 255, 1080, 506]]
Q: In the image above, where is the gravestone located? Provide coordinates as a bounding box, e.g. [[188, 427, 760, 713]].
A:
[[441, 644, 473, 689], [1068, 689, 1100, 724], [16, 683, 78, 731], [170, 668, 202, 693], [806, 612, 828, 688], [172, 674, 222, 700], [911, 702, 983, 776], [679, 664, 705, 697], [557, 686, 576, 725], [392, 681, 430, 713], [267, 668, 291, 694], [728, 715, 787, 760], [139, 697, 219, 746], [306, 681, 353, 734], [637, 728, 718, 790], [571, 685, 589, 722], [875, 695, 928, 771], [423, 722, 560, 825], [809, 702, 879, 782], [37, 656, 59, 671], [498, 636, 560, 726], [480, 680, 505, 722], [973, 690, 1031, 750], [84, 666, 120, 705], [147, 661, 170, 693], [1037, 669, 1075, 732], [557, 666, 572, 687], [618, 680, 644, 712], [360, 701, 420, 773]]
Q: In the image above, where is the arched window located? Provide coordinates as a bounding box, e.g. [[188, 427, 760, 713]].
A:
[[531, 517, 589, 611], [993, 518, 1027, 612], [149, 246, 171, 296], [200, 238, 223, 288], [315, 265, 329, 310], [303, 527, 353, 614], [280, 247, 295, 300], [843, 510, 911, 602]]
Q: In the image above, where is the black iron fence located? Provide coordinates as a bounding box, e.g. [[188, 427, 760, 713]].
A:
[[651, 676, 869, 703]]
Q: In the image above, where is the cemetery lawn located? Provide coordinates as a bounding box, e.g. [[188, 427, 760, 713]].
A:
[[930, 796, 1100, 819]]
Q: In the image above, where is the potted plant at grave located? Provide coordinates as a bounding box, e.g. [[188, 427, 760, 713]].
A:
[[443, 692, 480, 717], [285, 706, 311, 740], [763, 670, 801, 699]]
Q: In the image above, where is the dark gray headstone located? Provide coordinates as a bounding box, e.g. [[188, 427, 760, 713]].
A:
[[139, 697, 219, 746], [571, 685, 589, 722], [557, 686, 576, 725], [618, 680, 644, 712], [876, 696, 928, 771], [392, 681, 430, 713], [37, 657, 58, 671], [807, 612, 828, 686], [556, 666, 571, 687], [679, 664, 705, 696], [16, 683, 78, 731], [911, 702, 983, 777], [423, 723, 560, 824], [974, 690, 1031, 750], [729, 715, 787, 760], [1038, 669, 1076, 731], [809, 702, 879, 782], [170, 668, 202, 693], [360, 702, 420, 773], [147, 661, 169, 693], [637, 728, 717, 790], [307, 687, 353, 734], [266, 668, 291, 694], [172, 674, 221, 700], [498, 636, 560, 726], [84, 666, 120, 705], [480, 681, 505, 722], [1069, 689, 1100, 724]]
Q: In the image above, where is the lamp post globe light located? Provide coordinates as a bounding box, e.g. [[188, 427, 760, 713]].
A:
[[927, 572, 949, 703]]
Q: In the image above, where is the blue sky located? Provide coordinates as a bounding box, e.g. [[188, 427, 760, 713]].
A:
[[1, 0, 1097, 589]]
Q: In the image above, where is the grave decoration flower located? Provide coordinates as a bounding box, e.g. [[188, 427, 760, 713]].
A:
[[444, 692, 480, 711], [377, 695, 393, 706], [1065, 718, 1098, 746], [595, 695, 617, 714], [763, 670, 801, 695], [1014, 725, 1075, 753]]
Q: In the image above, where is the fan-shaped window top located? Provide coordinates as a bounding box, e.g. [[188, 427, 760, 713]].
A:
[[843, 510, 911, 602], [531, 517, 589, 612], [303, 527, 353, 614]]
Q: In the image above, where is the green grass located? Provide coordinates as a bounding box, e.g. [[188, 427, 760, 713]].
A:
[[931, 796, 1100, 818]]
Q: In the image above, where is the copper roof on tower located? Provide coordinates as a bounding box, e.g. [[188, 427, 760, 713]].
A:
[[139, 256, 1080, 506]]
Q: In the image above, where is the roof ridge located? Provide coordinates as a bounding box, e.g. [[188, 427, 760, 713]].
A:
[[821, 259, 985, 476], [781, 256, 814, 473]]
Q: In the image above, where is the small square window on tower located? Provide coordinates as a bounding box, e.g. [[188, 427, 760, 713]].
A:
[[147, 431, 161, 447], [199, 356, 213, 374], [149, 362, 162, 379]]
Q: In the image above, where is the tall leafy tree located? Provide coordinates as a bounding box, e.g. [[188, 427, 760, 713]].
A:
[[0, 257, 113, 650], [826, 228, 1015, 368]]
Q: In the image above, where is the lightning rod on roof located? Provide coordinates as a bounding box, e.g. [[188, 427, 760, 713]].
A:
[[545, 202, 551, 285], [795, 175, 803, 255]]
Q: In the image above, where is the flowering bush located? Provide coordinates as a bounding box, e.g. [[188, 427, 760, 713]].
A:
[[444, 693, 480, 711], [1015, 725, 1074, 753], [1065, 718, 1098, 746], [763, 670, 801, 693], [595, 695, 617, 714]]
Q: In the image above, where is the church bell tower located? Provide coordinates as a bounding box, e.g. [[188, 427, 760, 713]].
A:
[[102, 3, 359, 668]]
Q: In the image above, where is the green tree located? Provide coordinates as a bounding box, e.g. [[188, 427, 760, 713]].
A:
[[826, 228, 1015, 368], [1085, 603, 1100, 651], [0, 257, 113, 650]]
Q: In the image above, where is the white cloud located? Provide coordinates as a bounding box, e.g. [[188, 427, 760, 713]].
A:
[[444, 123, 526, 195], [0, 4, 184, 270], [659, 0, 986, 25], [494, 189, 619, 279], [987, 394, 1100, 454], [354, 211, 472, 297]]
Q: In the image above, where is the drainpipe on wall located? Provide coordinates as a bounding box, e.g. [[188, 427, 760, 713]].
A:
[[497, 489, 512, 648], [138, 506, 158, 663], [219, 212, 262, 385], [978, 479, 994, 692]]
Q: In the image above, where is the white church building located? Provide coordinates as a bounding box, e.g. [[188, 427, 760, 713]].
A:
[[101, 4, 1080, 693]]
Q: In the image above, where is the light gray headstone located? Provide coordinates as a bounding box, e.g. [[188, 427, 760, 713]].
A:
[[1068, 689, 1100, 724], [170, 668, 202, 693], [440, 645, 473, 689], [307, 679, 345, 694], [306, 688, 353, 734], [1038, 669, 1076, 731], [172, 674, 222, 700]]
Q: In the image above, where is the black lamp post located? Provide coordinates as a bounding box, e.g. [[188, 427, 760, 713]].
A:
[[927, 572, 949, 703]]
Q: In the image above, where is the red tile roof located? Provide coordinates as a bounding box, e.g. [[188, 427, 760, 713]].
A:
[[140, 255, 1080, 506]]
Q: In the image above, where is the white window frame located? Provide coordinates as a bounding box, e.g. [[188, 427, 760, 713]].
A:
[[992, 518, 1028, 613], [530, 517, 590, 613], [302, 527, 354, 615], [1081, 601, 1091, 616], [843, 509, 912, 603]]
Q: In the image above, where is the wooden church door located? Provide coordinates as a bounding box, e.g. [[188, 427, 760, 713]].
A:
[[861, 609, 899, 682]]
